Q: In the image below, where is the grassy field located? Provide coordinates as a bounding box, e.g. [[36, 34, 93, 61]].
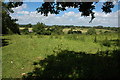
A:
[[2, 32, 119, 78]]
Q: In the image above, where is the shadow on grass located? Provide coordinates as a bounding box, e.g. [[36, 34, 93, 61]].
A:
[[23, 49, 120, 80], [110, 39, 120, 47], [0, 39, 10, 47]]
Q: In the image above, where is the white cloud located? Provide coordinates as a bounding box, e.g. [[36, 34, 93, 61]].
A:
[[17, 11, 29, 14], [64, 11, 75, 16], [12, 4, 27, 12], [10, 8, 119, 27]]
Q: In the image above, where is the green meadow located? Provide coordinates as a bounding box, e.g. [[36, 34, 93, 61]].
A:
[[2, 2, 120, 79], [2, 31, 119, 78]]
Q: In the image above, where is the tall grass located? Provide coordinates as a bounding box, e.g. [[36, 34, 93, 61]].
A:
[[2, 33, 119, 78]]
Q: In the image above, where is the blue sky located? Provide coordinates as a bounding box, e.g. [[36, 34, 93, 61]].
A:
[[21, 2, 118, 14], [10, 2, 119, 27]]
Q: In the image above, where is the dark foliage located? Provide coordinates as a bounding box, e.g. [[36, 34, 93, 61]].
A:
[[93, 26, 103, 29], [102, 40, 111, 47], [37, 1, 114, 22], [1, 78, 23, 80], [50, 26, 64, 35], [21, 27, 29, 35], [100, 39, 120, 47], [2, 2, 23, 13], [32, 22, 46, 35], [101, 37, 111, 47], [110, 39, 120, 47], [2, 10, 20, 34], [2, 2, 23, 34], [104, 31, 111, 33], [68, 30, 82, 34], [27, 24, 32, 28], [102, 2, 114, 13], [23, 49, 120, 80], [0, 39, 10, 47], [19, 24, 31, 28], [32, 23, 64, 35]]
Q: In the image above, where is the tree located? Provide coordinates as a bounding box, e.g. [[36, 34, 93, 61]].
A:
[[2, 10, 20, 34], [36, 1, 114, 22], [32, 22, 46, 35], [27, 23, 32, 28], [51, 25, 64, 35], [2, 2, 23, 34]]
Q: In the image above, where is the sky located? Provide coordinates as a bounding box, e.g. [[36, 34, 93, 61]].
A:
[[10, 1, 119, 27]]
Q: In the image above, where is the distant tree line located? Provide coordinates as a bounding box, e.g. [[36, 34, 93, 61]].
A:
[[19, 24, 119, 30], [93, 26, 120, 32], [19, 22, 119, 35], [19, 24, 32, 28]]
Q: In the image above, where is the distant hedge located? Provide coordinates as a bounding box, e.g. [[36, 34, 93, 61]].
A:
[[68, 30, 82, 34]]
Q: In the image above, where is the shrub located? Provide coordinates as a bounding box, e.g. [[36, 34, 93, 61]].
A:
[[21, 27, 29, 34], [102, 37, 111, 47], [33, 24, 64, 35], [50, 26, 64, 35], [102, 40, 111, 47], [68, 29, 73, 34], [68, 30, 82, 34], [86, 28, 96, 35], [104, 31, 111, 33]]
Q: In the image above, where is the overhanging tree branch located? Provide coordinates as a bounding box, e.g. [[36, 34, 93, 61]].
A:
[[36, 1, 114, 23]]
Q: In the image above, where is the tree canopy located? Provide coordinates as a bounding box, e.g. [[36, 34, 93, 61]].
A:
[[36, 1, 114, 22], [2, 2, 23, 34], [2, 2, 23, 13], [4, 1, 114, 23]]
